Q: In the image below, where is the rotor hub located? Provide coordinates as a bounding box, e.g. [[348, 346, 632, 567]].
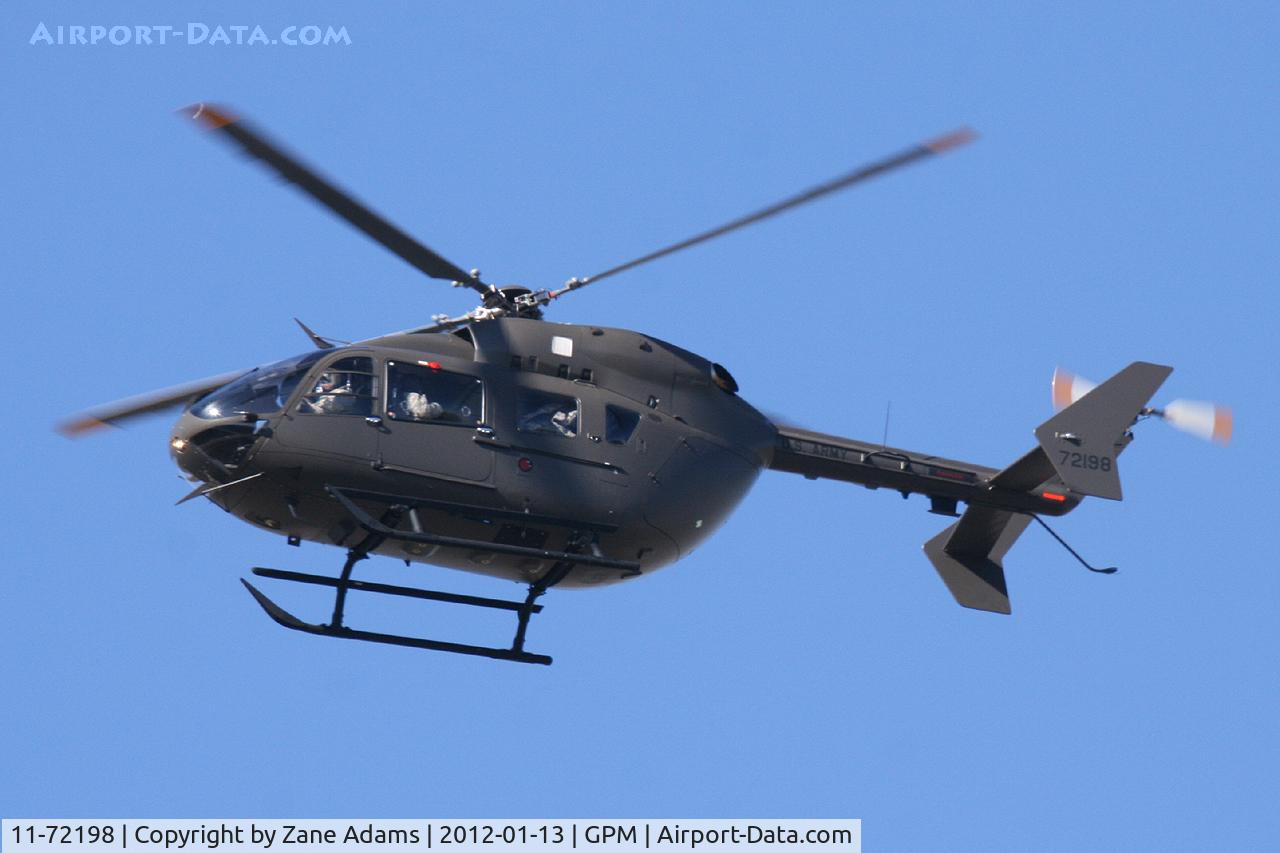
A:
[[485, 286, 544, 320]]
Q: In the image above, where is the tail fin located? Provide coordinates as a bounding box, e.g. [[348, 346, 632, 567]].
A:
[[924, 506, 1032, 614], [925, 361, 1172, 613], [1032, 361, 1172, 500]]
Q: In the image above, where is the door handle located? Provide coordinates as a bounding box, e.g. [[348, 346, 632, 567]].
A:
[[365, 416, 383, 426]]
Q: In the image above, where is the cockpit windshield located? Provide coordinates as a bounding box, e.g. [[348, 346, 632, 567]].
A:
[[191, 350, 325, 420]]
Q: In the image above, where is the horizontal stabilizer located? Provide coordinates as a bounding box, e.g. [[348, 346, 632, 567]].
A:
[[923, 506, 1032, 614], [1034, 361, 1172, 500]]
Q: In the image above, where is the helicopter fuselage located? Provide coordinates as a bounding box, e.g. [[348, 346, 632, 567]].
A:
[[169, 317, 776, 588]]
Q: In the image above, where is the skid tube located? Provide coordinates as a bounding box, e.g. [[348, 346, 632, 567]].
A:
[[240, 486, 641, 665]]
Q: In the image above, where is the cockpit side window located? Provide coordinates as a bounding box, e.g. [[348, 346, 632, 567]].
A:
[[297, 356, 378, 416], [191, 350, 325, 420], [605, 405, 640, 444], [517, 389, 579, 438], [386, 361, 483, 425]]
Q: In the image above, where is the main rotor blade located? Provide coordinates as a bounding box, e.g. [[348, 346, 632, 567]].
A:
[[571, 128, 977, 289], [58, 369, 245, 437], [181, 103, 488, 296]]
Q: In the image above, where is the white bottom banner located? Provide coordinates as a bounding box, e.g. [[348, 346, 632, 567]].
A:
[[1, 821, 860, 853]]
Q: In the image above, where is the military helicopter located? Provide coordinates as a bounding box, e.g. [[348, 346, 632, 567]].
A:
[[61, 105, 1231, 665]]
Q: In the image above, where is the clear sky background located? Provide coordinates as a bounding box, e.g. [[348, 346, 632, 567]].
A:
[[2, 2, 1276, 850]]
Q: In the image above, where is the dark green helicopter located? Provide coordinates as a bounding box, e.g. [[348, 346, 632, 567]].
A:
[[61, 105, 1231, 665]]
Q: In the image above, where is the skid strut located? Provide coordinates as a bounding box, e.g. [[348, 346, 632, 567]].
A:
[[240, 487, 640, 665]]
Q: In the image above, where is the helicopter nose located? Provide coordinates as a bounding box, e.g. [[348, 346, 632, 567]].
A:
[[169, 411, 264, 484]]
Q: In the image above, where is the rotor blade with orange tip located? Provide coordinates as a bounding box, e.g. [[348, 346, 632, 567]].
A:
[[179, 103, 487, 295], [1161, 400, 1234, 446], [58, 369, 245, 437], [1051, 366, 1098, 411], [565, 127, 979, 290]]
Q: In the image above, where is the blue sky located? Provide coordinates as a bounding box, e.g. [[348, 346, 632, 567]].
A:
[[2, 2, 1277, 849]]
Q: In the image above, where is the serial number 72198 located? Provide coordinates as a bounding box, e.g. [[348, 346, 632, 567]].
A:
[[1059, 450, 1111, 471]]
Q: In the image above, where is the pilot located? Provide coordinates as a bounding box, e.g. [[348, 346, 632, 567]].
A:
[[304, 371, 360, 414]]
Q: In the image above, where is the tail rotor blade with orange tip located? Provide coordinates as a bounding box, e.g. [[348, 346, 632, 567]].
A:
[[1051, 366, 1097, 411], [1160, 400, 1233, 446]]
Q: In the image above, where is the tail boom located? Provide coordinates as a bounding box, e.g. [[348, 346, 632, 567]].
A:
[[768, 361, 1173, 613], [769, 427, 1079, 517]]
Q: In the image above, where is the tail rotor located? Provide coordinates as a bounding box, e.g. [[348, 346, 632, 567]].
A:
[[1153, 399, 1233, 445], [1052, 365, 1232, 446]]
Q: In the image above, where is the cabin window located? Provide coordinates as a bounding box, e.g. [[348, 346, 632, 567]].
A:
[[297, 356, 378, 416], [385, 360, 483, 425], [605, 405, 640, 444], [516, 389, 579, 438], [192, 350, 326, 419]]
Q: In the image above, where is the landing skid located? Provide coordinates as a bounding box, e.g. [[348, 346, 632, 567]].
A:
[[240, 485, 640, 665], [242, 574, 554, 665]]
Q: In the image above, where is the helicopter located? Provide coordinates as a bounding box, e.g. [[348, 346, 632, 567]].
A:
[[61, 104, 1232, 665]]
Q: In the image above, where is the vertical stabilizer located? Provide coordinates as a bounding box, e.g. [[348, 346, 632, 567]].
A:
[[1033, 361, 1172, 500], [923, 506, 1033, 614]]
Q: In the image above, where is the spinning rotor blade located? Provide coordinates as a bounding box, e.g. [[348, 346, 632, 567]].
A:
[[558, 128, 977, 295], [1051, 366, 1232, 446], [181, 103, 488, 296], [1161, 399, 1233, 446], [58, 370, 245, 437], [1051, 366, 1098, 411]]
